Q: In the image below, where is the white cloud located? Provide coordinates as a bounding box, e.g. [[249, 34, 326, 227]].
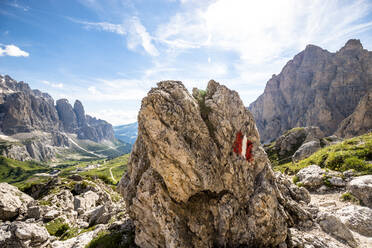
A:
[[41, 80, 64, 88], [79, 20, 126, 35], [127, 17, 159, 56], [72, 17, 159, 56], [88, 109, 139, 126], [0, 44, 29, 57], [150, 0, 372, 104]]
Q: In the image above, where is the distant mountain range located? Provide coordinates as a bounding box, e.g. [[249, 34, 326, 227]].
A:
[[114, 122, 138, 144], [249, 39, 372, 143], [0, 74, 131, 161]]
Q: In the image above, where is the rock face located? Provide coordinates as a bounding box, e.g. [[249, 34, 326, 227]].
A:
[[56, 99, 78, 133], [0, 75, 60, 135], [336, 91, 372, 138], [0, 74, 118, 161], [120, 80, 304, 247], [0, 183, 33, 221], [249, 39, 372, 143]]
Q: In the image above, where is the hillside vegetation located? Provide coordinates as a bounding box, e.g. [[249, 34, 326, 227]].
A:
[[0, 153, 130, 191], [274, 132, 372, 175]]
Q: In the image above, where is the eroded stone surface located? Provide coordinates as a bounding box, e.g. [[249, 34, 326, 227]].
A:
[[120, 80, 305, 247]]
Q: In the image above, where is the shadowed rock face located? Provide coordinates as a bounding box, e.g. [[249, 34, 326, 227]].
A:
[[120, 80, 293, 247], [249, 39, 372, 143], [336, 91, 372, 138], [56, 99, 78, 133]]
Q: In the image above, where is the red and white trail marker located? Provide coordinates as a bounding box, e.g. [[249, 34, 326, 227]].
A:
[[233, 132, 253, 162]]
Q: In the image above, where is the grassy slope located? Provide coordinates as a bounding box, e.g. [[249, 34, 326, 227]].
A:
[[274, 132, 372, 174], [79, 154, 130, 185], [0, 156, 50, 184], [0, 153, 130, 191]]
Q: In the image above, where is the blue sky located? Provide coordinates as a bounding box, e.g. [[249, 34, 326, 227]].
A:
[[1, 0, 372, 125]]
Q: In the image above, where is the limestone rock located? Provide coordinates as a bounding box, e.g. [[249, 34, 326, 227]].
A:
[[56, 99, 78, 133], [288, 227, 350, 248], [74, 191, 99, 211], [0, 183, 33, 221], [0, 221, 50, 248], [51, 225, 105, 248], [264, 126, 324, 165], [317, 212, 358, 248], [292, 140, 321, 162], [249, 39, 372, 143], [347, 175, 372, 208], [0, 74, 118, 162], [73, 100, 86, 127], [296, 165, 325, 190], [335, 205, 372, 237], [336, 91, 372, 138], [120, 80, 294, 247]]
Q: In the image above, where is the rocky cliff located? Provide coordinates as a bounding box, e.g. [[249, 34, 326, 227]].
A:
[[119, 80, 315, 247], [249, 39, 372, 143], [0, 74, 118, 161]]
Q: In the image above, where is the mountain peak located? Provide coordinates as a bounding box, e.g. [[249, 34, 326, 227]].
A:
[[340, 39, 363, 51]]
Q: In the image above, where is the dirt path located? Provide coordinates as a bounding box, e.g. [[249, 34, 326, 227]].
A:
[[109, 167, 116, 183]]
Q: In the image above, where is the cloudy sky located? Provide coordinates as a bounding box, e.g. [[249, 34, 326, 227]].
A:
[[1, 0, 372, 125]]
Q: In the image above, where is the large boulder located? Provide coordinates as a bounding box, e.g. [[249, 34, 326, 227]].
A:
[[264, 126, 324, 165], [74, 191, 99, 212], [296, 164, 325, 190], [120, 80, 300, 247], [0, 183, 33, 221], [292, 140, 321, 162], [347, 175, 372, 208], [335, 205, 372, 237], [317, 212, 357, 248], [0, 221, 50, 248]]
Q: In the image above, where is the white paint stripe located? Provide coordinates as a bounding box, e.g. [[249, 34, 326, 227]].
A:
[[241, 135, 247, 157]]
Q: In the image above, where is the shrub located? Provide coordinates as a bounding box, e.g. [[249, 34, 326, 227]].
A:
[[292, 175, 299, 184], [46, 218, 70, 237], [340, 192, 360, 204], [85, 229, 135, 248]]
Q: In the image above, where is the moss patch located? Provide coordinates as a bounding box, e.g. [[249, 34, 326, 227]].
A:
[[46, 218, 70, 237], [85, 229, 136, 248]]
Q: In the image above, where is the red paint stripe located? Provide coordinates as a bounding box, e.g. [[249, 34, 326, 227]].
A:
[[233, 132, 243, 154], [245, 140, 253, 162]]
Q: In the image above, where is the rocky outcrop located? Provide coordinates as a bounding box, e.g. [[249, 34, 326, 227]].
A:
[[0, 74, 119, 161], [249, 39, 372, 143], [56, 99, 78, 133], [0, 183, 33, 221], [264, 126, 325, 165], [120, 80, 317, 247], [295, 165, 349, 191], [73, 100, 86, 127], [347, 175, 372, 208], [0, 76, 60, 135], [78, 115, 115, 142], [336, 91, 372, 138], [0, 221, 50, 248]]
